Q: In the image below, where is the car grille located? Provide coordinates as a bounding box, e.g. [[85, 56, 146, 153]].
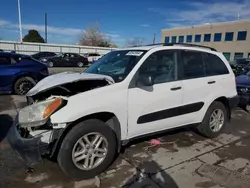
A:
[[237, 86, 250, 96]]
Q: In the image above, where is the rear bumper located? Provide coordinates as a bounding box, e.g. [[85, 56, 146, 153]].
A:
[[7, 116, 50, 166], [228, 95, 239, 109]]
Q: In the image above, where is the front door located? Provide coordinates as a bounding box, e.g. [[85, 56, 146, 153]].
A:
[[127, 50, 183, 138]]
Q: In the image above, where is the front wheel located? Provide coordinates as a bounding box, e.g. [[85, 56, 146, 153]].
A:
[[57, 119, 117, 180], [197, 101, 227, 138]]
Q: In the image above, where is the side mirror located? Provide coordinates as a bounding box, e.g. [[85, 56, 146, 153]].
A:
[[137, 75, 154, 86]]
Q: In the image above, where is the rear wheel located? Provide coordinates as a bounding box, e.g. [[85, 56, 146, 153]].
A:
[[57, 119, 117, 180], [14, 77, 36, 95], [197, 101, 227, 138]]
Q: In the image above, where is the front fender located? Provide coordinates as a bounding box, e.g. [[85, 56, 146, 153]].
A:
[[50, 85, 128, 140]]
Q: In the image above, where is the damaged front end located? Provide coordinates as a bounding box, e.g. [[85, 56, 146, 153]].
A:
[[26, 72, 114, 104], [7, 72, 114, 166], [7, 97, 67, 166]]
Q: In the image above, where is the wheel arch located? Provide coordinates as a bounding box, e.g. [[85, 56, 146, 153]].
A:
[[213, 96, 231, 120], [51, 112, 122, 158]]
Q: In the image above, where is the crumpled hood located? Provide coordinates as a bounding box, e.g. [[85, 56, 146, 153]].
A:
[[236, 75, 250, 86], [26, 72, 115, 96]]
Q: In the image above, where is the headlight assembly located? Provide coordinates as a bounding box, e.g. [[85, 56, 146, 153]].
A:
[[19, 98, 63, 128]]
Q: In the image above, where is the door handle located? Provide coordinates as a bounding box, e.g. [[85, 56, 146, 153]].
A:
[[208, 81, 216, 84], [171, 86, 182, 91]]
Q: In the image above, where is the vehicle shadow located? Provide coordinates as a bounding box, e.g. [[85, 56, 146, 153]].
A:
[[122, 161, 178, 188], [0, 114, 13, 142]]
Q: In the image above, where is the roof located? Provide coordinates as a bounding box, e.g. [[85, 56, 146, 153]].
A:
[[117, 43, 217, 52]]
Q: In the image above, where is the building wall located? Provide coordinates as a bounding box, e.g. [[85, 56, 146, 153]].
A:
[[0, 41, 116, 55], [161, 20, 250, 61]]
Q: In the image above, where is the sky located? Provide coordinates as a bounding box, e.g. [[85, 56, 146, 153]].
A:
[[0, 0, 250, 47]]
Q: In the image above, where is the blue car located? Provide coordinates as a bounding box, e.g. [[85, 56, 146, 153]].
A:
[[0, 52, 49, 95], [236, 70, 250, 109]]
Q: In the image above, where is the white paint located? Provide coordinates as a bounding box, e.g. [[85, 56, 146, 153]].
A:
[[21, 45, 237, 142]]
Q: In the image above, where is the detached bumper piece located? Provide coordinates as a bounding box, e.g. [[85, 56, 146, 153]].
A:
[[7, 117, 50, 166]]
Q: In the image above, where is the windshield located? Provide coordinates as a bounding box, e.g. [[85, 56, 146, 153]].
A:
[[84, 50, 146, 82]]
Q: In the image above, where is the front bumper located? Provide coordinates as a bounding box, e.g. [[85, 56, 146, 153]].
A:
[[238, 95, 250, 106], [7, 116, 50, 166]]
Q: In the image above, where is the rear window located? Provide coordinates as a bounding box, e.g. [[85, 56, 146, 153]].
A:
[[203, 53, 229, 76], [181, 50, 205, 79]]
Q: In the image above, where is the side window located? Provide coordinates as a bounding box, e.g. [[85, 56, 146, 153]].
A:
[[181, 51, 205, 79], [0, 55, 10, 65], [203, 53, 229, 76], [11, 57, 18, 64], [138, 50, 177, 84]]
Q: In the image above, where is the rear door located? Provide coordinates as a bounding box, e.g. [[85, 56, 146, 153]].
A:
[[203, 52, 231, 98], [179, 50, 211, 124]]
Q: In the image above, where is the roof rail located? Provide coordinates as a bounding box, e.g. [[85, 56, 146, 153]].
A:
[[163, 43, 217, 51], [132, 43, 217, 51]]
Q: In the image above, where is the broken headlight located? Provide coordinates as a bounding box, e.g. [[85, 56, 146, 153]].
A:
[[19, 98, 63, 128]]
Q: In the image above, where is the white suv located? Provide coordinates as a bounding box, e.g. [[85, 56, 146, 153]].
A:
[[8, 44, 238, 180]]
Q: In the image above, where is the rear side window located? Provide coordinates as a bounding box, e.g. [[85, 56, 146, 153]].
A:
[[0, 55, 10, 65], [181, 51, 205, 79], [203, 53, 229, 76]]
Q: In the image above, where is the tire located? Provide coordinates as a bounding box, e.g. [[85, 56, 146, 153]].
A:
[[14, 77, 36, 95], [197, 101, 227, 138], [57, 119, 117, 180], [48, 61, 54, 67], [77, 62, 83, 67]]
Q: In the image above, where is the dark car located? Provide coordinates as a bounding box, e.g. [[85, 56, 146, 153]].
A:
[[0, 52, 49, 95], [40, 53, 88, 67], [31, 51, 57, 60], [236, 70, 250, 110], [230, 58, 250, 76]]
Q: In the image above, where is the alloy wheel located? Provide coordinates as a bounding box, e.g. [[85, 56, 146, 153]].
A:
[[209, 109, 224, 132], [72, 132, 108, 170]]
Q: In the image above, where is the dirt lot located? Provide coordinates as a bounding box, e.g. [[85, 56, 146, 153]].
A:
[[0, 94, 250, 188]]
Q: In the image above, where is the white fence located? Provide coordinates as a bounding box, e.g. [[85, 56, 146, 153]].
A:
[[0, 41, 116, 55]]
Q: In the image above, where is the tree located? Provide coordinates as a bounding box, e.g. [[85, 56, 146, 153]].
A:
[[125, 37, 144, 47], [23, 30, 45, 43], [79, 23, 114, 47]]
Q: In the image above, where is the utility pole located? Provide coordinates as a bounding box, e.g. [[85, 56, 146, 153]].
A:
[[17, 0, 23, 42], [152, 33, 156, 44], [45, 13, 48, 43]]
